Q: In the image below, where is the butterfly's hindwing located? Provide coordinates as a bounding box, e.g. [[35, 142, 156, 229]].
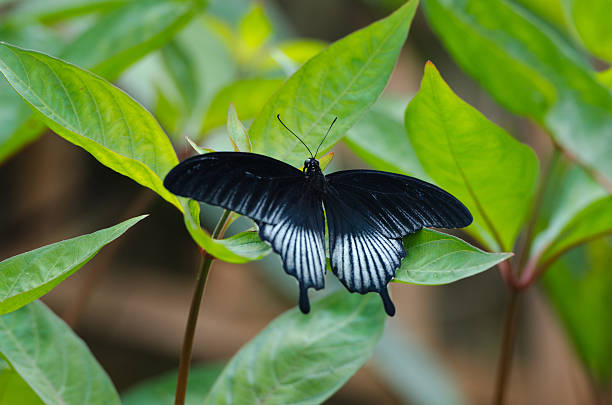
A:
[[164, 152, 304, 223], [323, 187, 404, 316], [257, 183, 326, 314], [325, 170, 472, 238]]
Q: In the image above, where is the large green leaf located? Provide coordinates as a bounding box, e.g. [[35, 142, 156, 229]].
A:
[[564, 0, 612, 63], [122, 364, 224, 405], [423, 0, 612, 191], [0, 302, 121, 405], [0, 216, 145, 315], [405, 63, 538, 251], [532, 165, 612, 266], [203, 290, 385, 404], [0, 2, 192, 164], [0, 44, 182, 210], [201, 78, 284, 133], [543, 238, 612, 381], [62, 0, 200, 81], [395, 229, 511, 284], [248, 0, 418, 167], [344, 96, 429, 180]]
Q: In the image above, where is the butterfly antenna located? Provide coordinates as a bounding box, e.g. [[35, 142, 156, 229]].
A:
[[277, 114, 313, 158], [315, 116, 338, 157]]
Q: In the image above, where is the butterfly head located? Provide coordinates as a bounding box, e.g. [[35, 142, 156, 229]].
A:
[[303, 157, 320, 174]]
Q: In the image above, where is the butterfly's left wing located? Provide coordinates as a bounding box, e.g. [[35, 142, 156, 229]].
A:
[[324, 170, 472, 316]]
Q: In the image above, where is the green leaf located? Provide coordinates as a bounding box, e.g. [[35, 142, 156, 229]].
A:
[[0, 301, 121, 405], [0, 26, 61, 163], [0, 362, 43, 405], [0, 216, 146, 315], [597, 68, 612, 90], [260, 39, 327, 72], [184, 202, 271, 263], [226, 103, 252, 152], [62, 0, 200, 81], [423, 0, 612, 191], [532, 165, 612, 266], [565, 0, 612, 63], [160, 40, 199, 116], [405, 63, 539, 251], [0, 44, 182, 210], [122, 364, 223, 405], [204, 290, 385, 404], [6, 0, 128, 23], [238, 3, 273, 57], [344, 96, 429, 180], [217, 230, 271, 260], [0, 84, 46, 163], [394, 229, 511, 285], [249, 0, 419, 168], [543, 238, 612, 380], [201, 78, 284, 133]]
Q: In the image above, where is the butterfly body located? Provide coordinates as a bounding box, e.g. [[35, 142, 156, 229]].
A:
[[164, 151, 472, 316]]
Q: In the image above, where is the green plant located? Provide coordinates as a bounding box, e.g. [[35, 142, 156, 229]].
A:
[[0, 0, 610, 404]]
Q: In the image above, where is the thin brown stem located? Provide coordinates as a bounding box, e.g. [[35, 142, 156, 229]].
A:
[[174, 209, 231, 405], [493, 287, 520, 405]]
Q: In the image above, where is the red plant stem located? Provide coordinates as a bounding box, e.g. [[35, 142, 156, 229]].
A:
[[174, 209, 231, 405], [493, 287, 520, 405]]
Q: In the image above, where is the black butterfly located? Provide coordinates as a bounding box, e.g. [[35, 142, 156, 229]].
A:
[[164, 116, 472, 316]]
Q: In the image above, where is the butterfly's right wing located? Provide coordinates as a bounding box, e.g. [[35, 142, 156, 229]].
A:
[[164, 152, 326, 312], [164, 152, 304, 223]]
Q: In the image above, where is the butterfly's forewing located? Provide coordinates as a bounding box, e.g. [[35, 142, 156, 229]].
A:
[[164, 152, 326, 312], [324, 170, 473, 316], [325, 170, 472, 237], [164, 152, 304, 223]]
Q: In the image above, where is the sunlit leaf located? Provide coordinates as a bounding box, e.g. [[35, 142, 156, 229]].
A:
[[0, 216, 146, 315], [423, 0, 612, 191], [0, 44, 182, 210], [226, 103, 252, 152], [565, 0, 612, 63], [201, 78, 283, 133], [395, 229, 512, 285], [204, 290, 385, 404], [405, 63, 539, 251], [238, 3, 273, 60], [0, 302, 121, 405], [249, 0, 419, 168], [122, 364, 224, 405]]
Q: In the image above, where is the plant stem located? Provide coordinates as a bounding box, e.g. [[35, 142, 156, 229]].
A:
[[174, 209, 232, 405], [492, 287, 520, 405]]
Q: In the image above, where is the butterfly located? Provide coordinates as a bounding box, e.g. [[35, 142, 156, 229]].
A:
[[164, 115, 472, 316]]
